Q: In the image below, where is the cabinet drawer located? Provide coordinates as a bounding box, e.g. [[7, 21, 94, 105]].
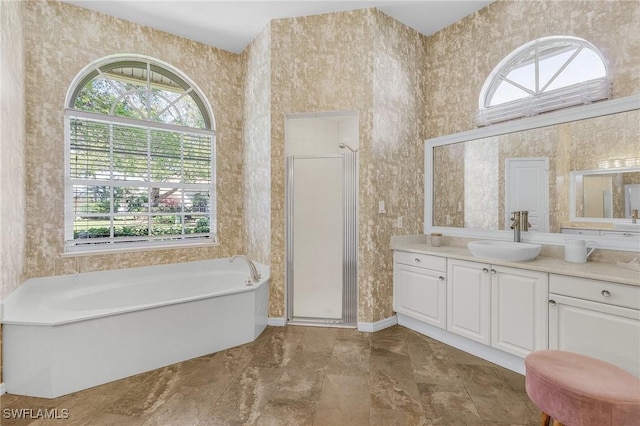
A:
[[560, 228, 600, 236], [600, 231, 640, 237], [550, 274, 640, 310], [395, 251, 446, 271]]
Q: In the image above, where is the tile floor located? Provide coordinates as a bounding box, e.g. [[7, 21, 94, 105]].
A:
[[0, 325, 541, 425]]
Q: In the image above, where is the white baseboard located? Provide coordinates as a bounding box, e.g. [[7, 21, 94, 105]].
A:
[[0, 382, 6, 395], [267, 317, 286, 327], [397, 313, 525, 375], [357, 315, 398, 333]]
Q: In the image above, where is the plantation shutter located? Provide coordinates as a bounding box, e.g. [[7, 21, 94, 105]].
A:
[[66, 115, 215, 248]]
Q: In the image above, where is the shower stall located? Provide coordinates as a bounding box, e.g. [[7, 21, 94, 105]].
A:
[[285, 112, 358, 327]]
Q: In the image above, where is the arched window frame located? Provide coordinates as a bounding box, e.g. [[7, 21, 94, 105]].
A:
[[64, 54, 217, 253], [477, 36, 611, 126]]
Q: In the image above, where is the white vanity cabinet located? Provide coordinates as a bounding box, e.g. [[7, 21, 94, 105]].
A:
[[447, 259, 549, 357], [446, 259, 491, 344], [491, 265, 549, 358], [549, 274, 640, 377], [392, 244, 639, 375], [393, 251, 447, 329]]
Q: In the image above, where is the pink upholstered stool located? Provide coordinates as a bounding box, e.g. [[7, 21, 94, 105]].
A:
[[525, 350, 640, 426]]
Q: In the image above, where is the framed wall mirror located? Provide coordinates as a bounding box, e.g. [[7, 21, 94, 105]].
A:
[[425, 95, 640, 251], [570, 167, 640, 220]]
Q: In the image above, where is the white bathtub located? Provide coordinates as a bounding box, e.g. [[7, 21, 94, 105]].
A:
[[1, 258, 269, 398]]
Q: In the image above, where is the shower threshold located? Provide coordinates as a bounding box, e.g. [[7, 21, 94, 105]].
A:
[[287, 317, 356, 328]]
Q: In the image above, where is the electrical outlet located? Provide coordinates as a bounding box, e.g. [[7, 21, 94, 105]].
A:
[[378, 201, 386, 214], [397, 216, 403, 228], [446, 214, 452, 225]]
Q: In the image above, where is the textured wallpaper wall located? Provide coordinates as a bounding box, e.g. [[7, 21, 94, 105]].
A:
[[267, 10, 429, 322], [0, 0, 27, 384], [9, 0, 639, 327], [0, 0, 26, 299], [269, 9, 376, 319], [22, 1, 244, 278], [425, 0, 640, 138], [368, 11, 429, 322], [242, 26, 272, 265]]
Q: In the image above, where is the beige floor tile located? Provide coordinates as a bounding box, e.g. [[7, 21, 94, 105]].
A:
[[417, 383, 483, 425], [207, 366, 282, 424], [411, 353, 464, 387], [370, 408, 434, 426], [271, 351, 331, 401], [141, 388, 212, 426], [370, 336, 409, 357], [102, 365, 179, 418], [256, 399, 317, 426], [250, 328, 305, 368], [295, 327, 339, 354], [326, 338, 370, 376], [455, 363, 511, 396], [314, 374, 369, 426], [468, 386, 538, 425], [1, 325, 540, 425], [496, 366, 528, 393], [370, 354, 423, 413], [334, 328, 371, 344], [447, 345, 499, 368]]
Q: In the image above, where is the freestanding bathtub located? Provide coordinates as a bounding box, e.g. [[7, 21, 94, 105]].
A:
[[1, 258, 269, 398]]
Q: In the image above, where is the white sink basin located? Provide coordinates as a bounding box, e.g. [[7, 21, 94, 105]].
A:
[[614, 223, 640, 232], [467, 240, 542, 262]]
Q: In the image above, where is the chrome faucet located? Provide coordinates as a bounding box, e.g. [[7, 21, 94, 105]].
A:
[[230, 255, 261, 285], [632, 209, 638, 224], [521, 211, 530, 232], [510, 211, 531, 242], [510, 211, 521, 242]]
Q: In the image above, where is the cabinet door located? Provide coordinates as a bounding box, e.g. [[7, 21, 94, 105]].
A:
[[491, 266, 548, 358], [394, 263, 446, 328], [447, 259, 491, 345], [549, 294, 640, 377]]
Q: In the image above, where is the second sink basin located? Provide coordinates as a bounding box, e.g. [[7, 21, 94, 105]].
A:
[[468, 240, 542, 262]]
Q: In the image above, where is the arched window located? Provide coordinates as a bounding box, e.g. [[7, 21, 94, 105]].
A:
[[477, 36, 611, 126], [64, 55, 216, 252]]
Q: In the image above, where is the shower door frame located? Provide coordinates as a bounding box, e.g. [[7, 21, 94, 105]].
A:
[[285, 151, 358, 327]]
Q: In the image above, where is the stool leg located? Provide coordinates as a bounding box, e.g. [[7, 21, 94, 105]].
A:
[[540, 412, 550, 426]]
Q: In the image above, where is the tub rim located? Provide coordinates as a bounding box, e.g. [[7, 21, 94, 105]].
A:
[[1, 258, 270, 327]]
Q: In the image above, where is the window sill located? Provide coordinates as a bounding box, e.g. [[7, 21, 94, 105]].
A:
[[61, 240, 220, 257]]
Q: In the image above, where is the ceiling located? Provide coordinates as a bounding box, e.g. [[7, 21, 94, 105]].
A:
[[63, 1, 494, 54]]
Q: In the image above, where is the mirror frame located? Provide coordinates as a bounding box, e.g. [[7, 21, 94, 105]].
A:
[[569, 166, 640, 223], [425, 95, 640, 252]]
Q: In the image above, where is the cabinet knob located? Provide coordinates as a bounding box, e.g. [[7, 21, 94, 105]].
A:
[[601, 290, 611, 297], [548, 300, 556, 306], [414, 258, 421, 264], [490, 268, 497, 274], [438, 276, 445, 281], [482, 267, 489, 273]]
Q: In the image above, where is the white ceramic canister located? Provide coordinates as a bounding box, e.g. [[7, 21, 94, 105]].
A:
[[564, 239, 596, 263]]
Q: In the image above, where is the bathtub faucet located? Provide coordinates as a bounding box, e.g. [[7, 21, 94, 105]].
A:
[[230, 255, 261, 285]]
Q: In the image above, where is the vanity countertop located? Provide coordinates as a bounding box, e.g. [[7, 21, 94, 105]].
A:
[[393, 242, 640, 287]]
